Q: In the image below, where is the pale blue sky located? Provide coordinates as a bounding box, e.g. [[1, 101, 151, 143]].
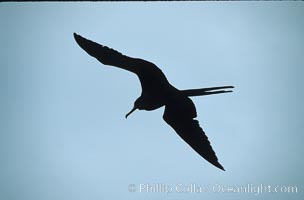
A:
[[1, 2, 304, 200]]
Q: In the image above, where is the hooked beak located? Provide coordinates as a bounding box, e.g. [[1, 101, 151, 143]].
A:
[[125, 106, 137, 119]]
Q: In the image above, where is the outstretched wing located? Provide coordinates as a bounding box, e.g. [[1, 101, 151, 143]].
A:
[[163, 96, 225, 171], [73, 33, 170, 92]]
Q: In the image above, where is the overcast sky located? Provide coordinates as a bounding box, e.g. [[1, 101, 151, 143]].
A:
[[1, 2, 304, 200]]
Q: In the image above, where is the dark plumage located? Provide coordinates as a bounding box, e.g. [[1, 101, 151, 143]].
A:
[[74, 33, 233, 171]]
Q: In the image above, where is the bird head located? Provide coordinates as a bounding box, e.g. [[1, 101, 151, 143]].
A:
[[125, 97, 144, 119]]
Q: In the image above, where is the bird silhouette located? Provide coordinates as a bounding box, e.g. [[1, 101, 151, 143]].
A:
[[73, 33, 233, 171]]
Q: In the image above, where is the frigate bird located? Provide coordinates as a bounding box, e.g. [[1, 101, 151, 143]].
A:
[[73, 33, 233, 171]]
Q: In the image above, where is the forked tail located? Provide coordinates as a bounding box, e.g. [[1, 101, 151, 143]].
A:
[[181, 86, 234, 97]]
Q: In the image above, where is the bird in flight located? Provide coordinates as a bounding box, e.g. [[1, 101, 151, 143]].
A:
[[74, 33, 233, 171]]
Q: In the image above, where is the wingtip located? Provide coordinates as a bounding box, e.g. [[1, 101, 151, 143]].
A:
[[214, 162, 225, 171], [73, 32, 79, 39], [73, 33, 84, 46]]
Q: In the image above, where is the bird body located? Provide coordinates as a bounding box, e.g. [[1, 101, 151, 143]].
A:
[[74, 33, 233, 171]]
